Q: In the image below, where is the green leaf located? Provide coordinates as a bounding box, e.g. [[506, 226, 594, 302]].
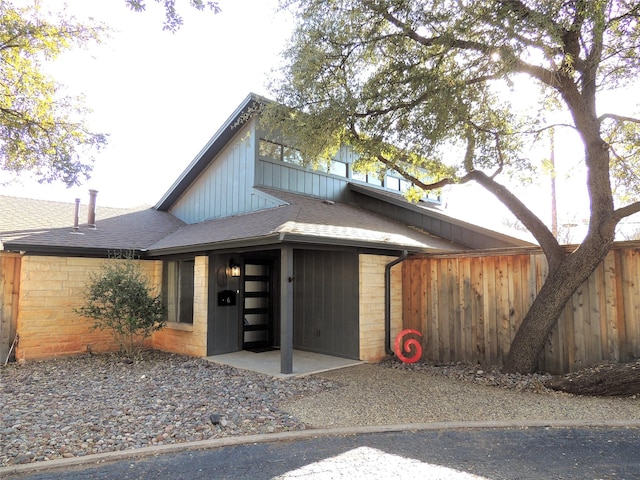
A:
[[0, 1, 108, 186]]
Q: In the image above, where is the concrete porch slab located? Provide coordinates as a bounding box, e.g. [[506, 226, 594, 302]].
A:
[[206, 349, 364, 378]]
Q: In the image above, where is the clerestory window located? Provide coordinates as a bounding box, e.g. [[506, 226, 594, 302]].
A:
[[259, 138, 348, 178]]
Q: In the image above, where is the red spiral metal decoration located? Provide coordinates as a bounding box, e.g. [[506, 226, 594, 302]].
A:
[[394, 329, 423, 363]]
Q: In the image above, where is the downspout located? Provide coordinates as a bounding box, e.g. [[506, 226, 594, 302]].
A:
[[385, 250, 408, 356]]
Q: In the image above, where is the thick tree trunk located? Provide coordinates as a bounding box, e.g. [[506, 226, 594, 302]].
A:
[[501, 96, 618, 373], [503, 236, 614, 374]]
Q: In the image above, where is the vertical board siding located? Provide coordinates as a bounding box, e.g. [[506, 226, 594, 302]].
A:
[[256, 160, 349, 202], [170, 127, 282, 223], [403, 243, 640, 374], [293, 250, 359, 359]]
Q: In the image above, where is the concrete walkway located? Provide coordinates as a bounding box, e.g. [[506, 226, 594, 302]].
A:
[[206, 349, 363, 377]]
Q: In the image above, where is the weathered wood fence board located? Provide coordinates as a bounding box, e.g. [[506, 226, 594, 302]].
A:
[[0, 253, 21, 363], [402, 242, 640, 374]]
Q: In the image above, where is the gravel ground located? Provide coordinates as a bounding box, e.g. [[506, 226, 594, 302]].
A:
[[0, 351, 337, 467], [282, 359, 640, 428], [2, 352, 640, 468]]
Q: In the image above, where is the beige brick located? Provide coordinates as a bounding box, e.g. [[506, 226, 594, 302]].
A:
[[358, 254, 404, 362], [15, 256, 165, 360]]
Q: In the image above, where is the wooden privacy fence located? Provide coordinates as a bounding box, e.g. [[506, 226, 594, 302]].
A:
[[402, 241, 640, 374], [1, 253, 21, 363]]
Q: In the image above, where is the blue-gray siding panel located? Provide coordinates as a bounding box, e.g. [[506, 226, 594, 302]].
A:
[[256, 159, 349, 201], [169, 124, 282, 223]]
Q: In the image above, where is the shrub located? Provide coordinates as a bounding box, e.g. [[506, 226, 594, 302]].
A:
[[76, 256, 165, 358]]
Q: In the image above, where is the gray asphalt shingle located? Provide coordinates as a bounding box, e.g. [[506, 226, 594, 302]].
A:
[[0, 196, 184, 252], [1, 190, 463, 255]]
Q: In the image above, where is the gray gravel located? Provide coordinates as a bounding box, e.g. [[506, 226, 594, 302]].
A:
[[2, 352, 640, 468], [0, 351, 336, 467], [282, 360, 640, 428]]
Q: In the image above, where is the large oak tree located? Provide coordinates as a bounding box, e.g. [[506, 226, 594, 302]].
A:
[[268, 0, 640, 373]]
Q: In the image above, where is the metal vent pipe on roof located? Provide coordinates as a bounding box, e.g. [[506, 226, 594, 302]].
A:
[[88, 189, 98, 229], [72, 198, 80, 232]]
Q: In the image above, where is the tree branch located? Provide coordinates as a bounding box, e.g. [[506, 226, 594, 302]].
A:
[[354, 89, 434, 118], [375, 144, 565, 270], [598, 113, 640, 124], [611, 202, 640, 224], [606, 3, 640, 31], [377, 7, 488, 53], [374, 153, 462, 191], [467, 170, 566, 270], [496, 0, 563, 32], [511, 58, 557, 87]]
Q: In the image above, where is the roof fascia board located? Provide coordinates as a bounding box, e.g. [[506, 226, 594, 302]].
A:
[[276, 233, 448, 254], [146, 230, 450, 257], [1, 243, 140, 258], [146, 234, 283, 257], [5, 234, 460, 259], [155, 93, 270, 211]]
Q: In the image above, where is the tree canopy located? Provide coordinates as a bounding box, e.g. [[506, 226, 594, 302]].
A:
[[0, 1, 107, 187], [269, 0, 640, 373], [125, 0, 220, 31]]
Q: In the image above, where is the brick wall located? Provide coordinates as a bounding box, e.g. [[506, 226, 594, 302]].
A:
[[359, 254, 403, 362], [16, 253, 402, 362], [16, 256, 161, 360], [152, 256, 208, 357]]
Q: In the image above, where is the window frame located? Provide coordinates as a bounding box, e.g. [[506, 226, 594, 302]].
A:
[[259, 138, 349, 178], [163, 259, 195, 325]]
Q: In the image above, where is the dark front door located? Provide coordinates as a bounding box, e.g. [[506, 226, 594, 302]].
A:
[[207, 255, 241, 355], [242, 260, 274, 350]]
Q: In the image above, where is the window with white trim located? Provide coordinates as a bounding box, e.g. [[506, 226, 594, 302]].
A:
[[386, 172, 411, 193]]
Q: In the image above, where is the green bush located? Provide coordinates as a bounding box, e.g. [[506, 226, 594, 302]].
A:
[[76, 256, 165, 358]]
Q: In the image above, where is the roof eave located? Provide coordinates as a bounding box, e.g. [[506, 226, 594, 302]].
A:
[[145, 230, 456, 257], [146, 233, 284, 257], [277, 233, 456, 254], [1, 243, 143, 258], [348, 183, 535, 247]]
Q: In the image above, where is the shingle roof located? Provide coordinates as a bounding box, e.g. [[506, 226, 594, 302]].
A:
[[264, 189, 463, 250], [1, 189, 468, 256], [348, 183, 535, 248], [0, 196, 184, 254], [146, 189, 464, 255]]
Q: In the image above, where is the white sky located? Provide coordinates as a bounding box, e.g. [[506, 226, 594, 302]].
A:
[[2, 0, 291, 207], [1, 0, 637, 241]]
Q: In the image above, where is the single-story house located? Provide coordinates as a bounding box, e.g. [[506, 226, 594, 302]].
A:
[[0, 93, 531, 373]]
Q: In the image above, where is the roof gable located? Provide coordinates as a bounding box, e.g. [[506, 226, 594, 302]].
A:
[[155, 93, 268, 212]]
